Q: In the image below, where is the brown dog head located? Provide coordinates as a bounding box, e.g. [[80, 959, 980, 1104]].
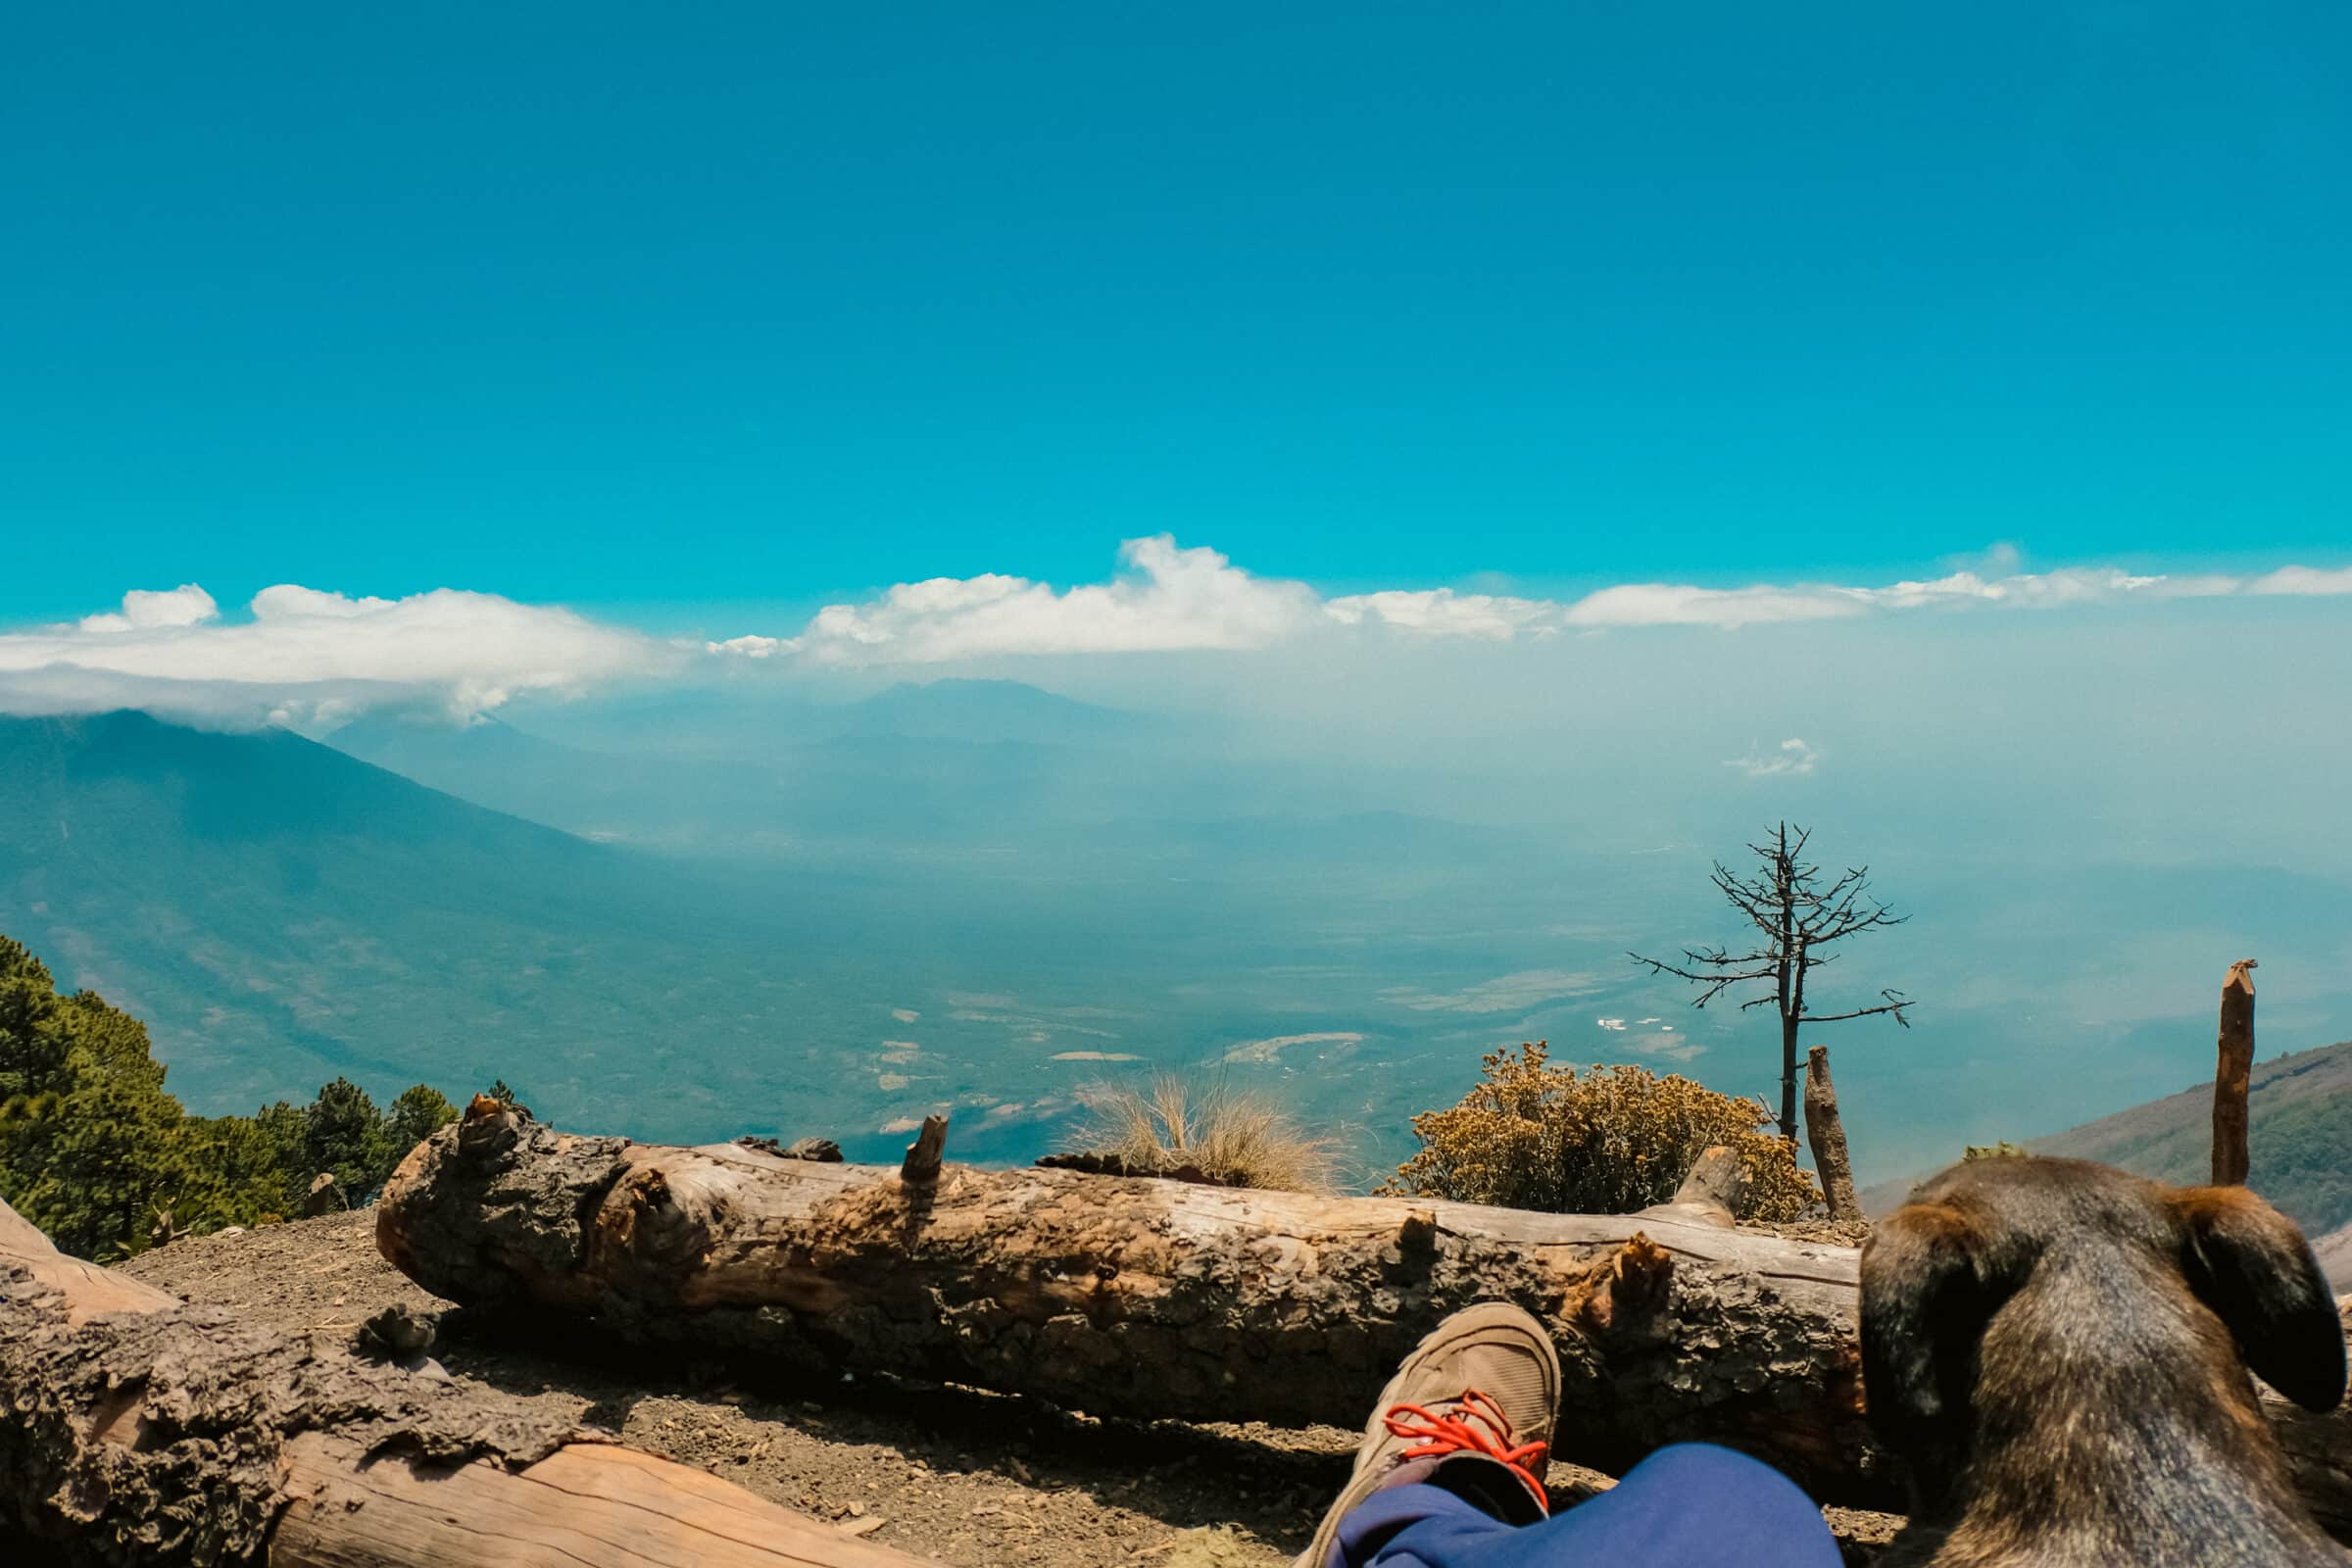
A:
[[1862, 1157, 2345, 1505]]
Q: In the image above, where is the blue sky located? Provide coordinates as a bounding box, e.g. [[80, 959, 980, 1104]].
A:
[[7, 2, 2347, 624]]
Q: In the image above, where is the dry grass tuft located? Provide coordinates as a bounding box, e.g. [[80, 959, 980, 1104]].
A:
[[1067, 1075, 1338, 1194]]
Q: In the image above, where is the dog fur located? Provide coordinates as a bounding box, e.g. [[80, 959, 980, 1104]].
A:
[[1863, 1155, 2348, 1566]]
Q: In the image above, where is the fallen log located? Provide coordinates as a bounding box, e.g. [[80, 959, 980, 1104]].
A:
[[0, 1196, 943, 1567], [377, 1104, 2352, 1535], [379, 1102, 1883, 1496]]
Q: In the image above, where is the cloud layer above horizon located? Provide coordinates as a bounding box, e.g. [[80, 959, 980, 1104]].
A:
[[718, 537, 2352, 665], [3, 539, 2347, 724], [0, 583, 676, 726]]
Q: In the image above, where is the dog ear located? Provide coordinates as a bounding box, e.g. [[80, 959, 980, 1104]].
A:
[[1861, 1200, 1990, 1478], [2171, 1185, 2347, 1412]]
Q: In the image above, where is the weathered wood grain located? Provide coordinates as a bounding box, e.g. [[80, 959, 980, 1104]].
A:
[[0, 1195, 944, 1567], [376, 1102, 2352, 1538], [378, 1102, 1879, 1495]]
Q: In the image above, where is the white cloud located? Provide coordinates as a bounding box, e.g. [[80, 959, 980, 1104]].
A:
[[706, 633, 786, 658], [1324, 589, 1561, 641], [250, 585, 396, 619], [707, 539, 2352, 663], [2, 583, 676, 725], [24, 545, 2351, 721], [1846, 566, 2165, 610], [1727, 737, 1819, 778], [735, 536, 1322, 665], [78, 584, 220, 634], [2248, 565, 2352, 597], [1562, 565, 2208, 628], [1563, 582, 1867, 629]]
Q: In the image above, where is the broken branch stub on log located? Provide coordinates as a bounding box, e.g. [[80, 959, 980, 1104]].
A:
[[0, 1194, 945, 1567], [900, 1113, 948, 1185], [1623, 1145, 1748, 1233], [379, 1102, 1881, 1495], [1670, 1145, 1749, 1225]]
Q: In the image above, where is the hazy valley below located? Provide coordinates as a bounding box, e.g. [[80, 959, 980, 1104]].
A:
[[5, 678, 2349, 1197]]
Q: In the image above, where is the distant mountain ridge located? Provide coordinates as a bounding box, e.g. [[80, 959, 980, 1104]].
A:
[[0, 710, 826, 1130], [829, 679, 1140, 745], [1863, 1039, 2352, 1244]]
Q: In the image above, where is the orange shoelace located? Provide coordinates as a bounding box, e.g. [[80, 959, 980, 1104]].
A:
[[1383, 1391, 1550, 1515]]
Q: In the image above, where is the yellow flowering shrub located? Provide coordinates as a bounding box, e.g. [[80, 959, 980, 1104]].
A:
[[1384, 1040, 1818, 1222]]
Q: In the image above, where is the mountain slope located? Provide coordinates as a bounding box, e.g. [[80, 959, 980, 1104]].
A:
[[322, 711, 791, 848], [0, 711, 832, 1130], [2026, 1041, 2352, 1235], [1863, 1040, 2352, 1239], [0, 711, 1644, 1178]]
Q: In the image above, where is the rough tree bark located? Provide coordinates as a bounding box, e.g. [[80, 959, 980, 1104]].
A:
[[1803, 1046, 1862, 1223], [378, 1104, 1884, 1497], [376, 1103, 2352, 1535], [2214, 958, 2258, 1187], [0, 1196, 943, 1567]]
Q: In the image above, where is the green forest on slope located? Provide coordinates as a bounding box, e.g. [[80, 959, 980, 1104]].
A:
[[1864, 1042, 2352, 1238], [0, 933, 462, 1260], [2025, 1042, 2352, 1236]]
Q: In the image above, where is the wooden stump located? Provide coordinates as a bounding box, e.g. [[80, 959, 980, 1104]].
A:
[[1804, 1046, 1863, 1224], [2214, 958, 2258, 1187]]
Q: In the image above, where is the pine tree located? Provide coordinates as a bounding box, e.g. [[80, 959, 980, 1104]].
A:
[[303, 1077, 391, 1199], [383, 1084, 458, 1170], [1, 935, 471, 1253], [0, 940, 202, 1258], [249, 1100, 309, 1211], [180, 1111, 305, 1227]]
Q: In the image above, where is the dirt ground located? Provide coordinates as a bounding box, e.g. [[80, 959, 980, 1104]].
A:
[[122, 1212, 1899, 1566]]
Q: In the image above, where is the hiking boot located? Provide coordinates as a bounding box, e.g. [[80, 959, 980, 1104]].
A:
[[1296, 1300, 1560, 1568]]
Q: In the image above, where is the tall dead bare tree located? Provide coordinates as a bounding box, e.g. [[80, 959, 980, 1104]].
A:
[[1629, 822, 1914, 1142]]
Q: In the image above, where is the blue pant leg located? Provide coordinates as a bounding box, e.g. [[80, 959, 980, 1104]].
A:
[[1331, 1483, 1522, 1568], [1336, 1445, 1842, 1568]]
